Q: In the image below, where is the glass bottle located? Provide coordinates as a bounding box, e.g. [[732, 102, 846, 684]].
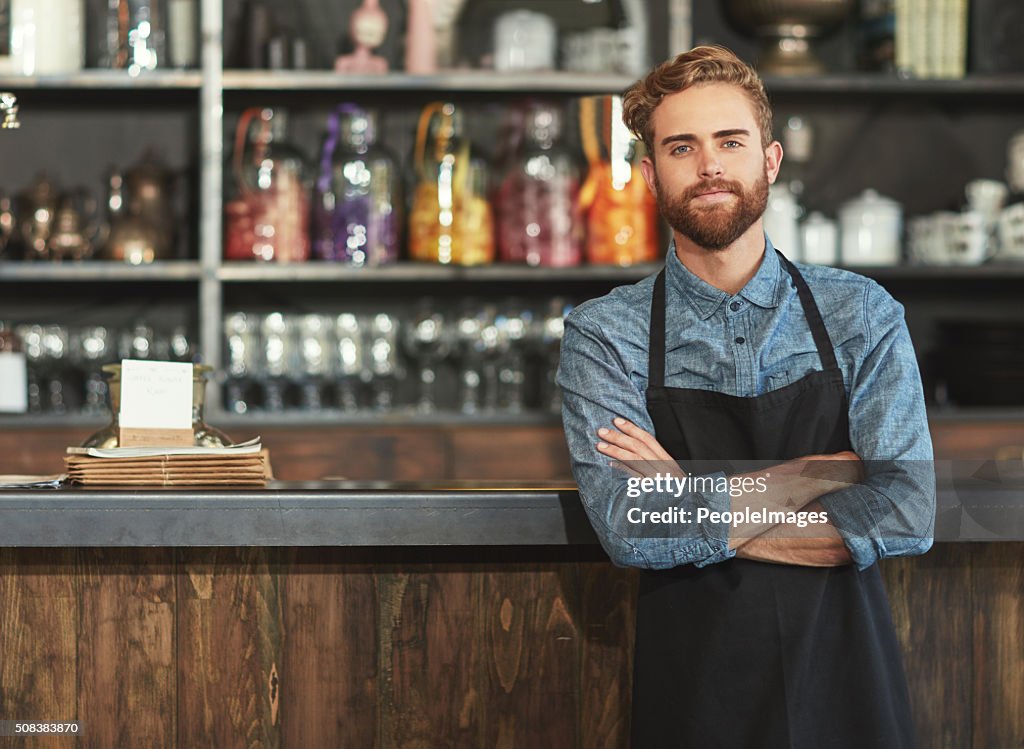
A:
[[579, 95, 659, 266], [495, 102, 584, 267], [313, 104, 401, 265], [224, 107, 311, 263], [0, 320, 28, 414], [409, 102, 494, 265], [81, 364, 232, 448]]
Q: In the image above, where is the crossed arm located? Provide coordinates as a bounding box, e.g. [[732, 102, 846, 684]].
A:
[[596, 417, 858, 567]]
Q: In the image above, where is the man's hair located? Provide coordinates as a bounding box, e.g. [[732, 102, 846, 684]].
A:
[[621, 45, 773, 156]]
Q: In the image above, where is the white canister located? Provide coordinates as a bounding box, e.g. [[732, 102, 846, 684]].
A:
[[493, 10, 556, 72], [763, 182, 802, 261], [838, 189, 903, 266], [997, 202, 1024, 260], [800, 211, 838, 266], [5, 0, 84, 75]]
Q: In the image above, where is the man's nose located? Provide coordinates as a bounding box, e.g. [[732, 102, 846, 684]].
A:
[[698, 152, 724, 178]]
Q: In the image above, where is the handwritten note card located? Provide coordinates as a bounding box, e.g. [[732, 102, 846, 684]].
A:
[[119, 359, 194, 447]]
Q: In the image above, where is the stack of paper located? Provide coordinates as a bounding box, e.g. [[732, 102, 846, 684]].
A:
[[64, 438, 270, 487]]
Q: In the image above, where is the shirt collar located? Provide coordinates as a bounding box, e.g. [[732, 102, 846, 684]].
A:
[[664, 234, 784, 320]]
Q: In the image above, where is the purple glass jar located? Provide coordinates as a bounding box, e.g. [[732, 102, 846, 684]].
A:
[[313, 104, 401, 265]]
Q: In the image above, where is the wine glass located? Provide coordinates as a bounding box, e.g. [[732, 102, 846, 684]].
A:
[[495, 298, 534, 413], [75, 325, 114, 415], [334, 312, 365, 412], [260, 312, 295, 412], [367, 311, 401, 411], [224, 312, 261, 414], [402, 300, 452, 413], [297, 314, 334, 411], [536, 297, 574, 414]]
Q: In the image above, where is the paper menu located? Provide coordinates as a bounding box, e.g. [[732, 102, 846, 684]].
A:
[[118, 359, 194, 446]]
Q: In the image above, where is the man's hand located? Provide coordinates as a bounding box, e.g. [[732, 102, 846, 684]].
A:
[[595, 418, 685, 479]]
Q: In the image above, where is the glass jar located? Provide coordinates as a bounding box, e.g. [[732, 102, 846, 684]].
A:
[[81, 363, 232, 448], [224, 107, 311, 263], [495, 102, 584, 267], [313, 104, 401, 265], [408, 102, 494, 265], [579, 95, 659, 266]]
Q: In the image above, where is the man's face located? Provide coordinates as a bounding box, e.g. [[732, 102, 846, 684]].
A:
[[640, 83, 782, 251]]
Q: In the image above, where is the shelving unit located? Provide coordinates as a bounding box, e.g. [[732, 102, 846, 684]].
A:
[[2, 0, 1023, 428]]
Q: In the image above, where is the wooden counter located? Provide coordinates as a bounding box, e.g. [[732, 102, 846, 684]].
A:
[[0, 481, 1021, 748]]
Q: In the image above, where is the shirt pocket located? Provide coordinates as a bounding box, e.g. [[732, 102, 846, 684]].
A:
[[762, 352, 821, 392]]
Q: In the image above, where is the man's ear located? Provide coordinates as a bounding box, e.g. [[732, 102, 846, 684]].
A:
[[640, 156, 658, 196], [764, 140, 783, 185]]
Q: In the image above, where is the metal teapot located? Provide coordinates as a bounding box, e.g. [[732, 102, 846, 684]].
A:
[[16, 173, 60, 260], [102, 149, 177, 262], [46, 193, 105, 261]]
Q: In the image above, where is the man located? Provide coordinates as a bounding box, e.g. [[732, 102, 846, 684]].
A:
[[558, 45, 935, 748]]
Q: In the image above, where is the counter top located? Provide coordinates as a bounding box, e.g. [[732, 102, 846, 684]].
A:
[[0, 478, 1020, 547]]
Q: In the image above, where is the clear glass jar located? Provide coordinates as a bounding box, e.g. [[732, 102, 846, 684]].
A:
[[495, 102, 584, 267], [313, 105, 401, 265], [81, 363, 232, 448], [224, 107, 311, 263], [409, 102, 494, 266]]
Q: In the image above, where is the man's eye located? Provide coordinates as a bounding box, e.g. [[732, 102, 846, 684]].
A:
[[671, 144, 691, 154], [723, 140, 742, 148]]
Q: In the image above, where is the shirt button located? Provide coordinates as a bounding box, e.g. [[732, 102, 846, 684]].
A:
[[730, 301, 741, 311], [735, 336, 746, 344]]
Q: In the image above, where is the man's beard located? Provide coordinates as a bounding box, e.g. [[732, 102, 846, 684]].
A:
[[655, 168, 769, 251]]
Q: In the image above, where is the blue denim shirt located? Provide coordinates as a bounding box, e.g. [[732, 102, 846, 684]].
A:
[[557, 237, 936, 572]]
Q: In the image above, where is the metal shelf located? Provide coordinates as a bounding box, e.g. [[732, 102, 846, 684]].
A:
[[221, 69, 637, 94], [763, 73, 1024, 97], [0, 69, 202, 90], [217, 261, 662, 283], [0, 261, 202, 282], [840, 262, 1024, 280]]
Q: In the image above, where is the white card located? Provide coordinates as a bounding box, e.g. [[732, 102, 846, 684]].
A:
[[119, 359, 193, 429], [0, 352, 28, 413]]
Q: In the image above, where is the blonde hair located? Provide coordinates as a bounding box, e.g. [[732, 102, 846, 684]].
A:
[[622, 45, 773, 155]]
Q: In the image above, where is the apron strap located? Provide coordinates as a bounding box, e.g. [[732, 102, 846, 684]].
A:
[[777, 251, 840, 372], [648, 269, 667, 389]]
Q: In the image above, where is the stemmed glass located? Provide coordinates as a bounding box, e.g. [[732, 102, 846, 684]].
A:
[[40, 324, 70, 413], [75, 325, 114, 415], [297, 314, 334, 411], [224, 312, 261, 414], [454, 300, 487, 414], [260, 312, 294, 412], [494, 298, 534, 413], [334, 313, 365, 412], [15, 324, 43, 413], [366, 311, 401, 411], [536, 297, 573, 414], [403, 300, 451, 413]]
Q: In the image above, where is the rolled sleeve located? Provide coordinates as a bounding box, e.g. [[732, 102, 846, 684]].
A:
[[559, 308, 735, 569], [817, 283, 936, 569]]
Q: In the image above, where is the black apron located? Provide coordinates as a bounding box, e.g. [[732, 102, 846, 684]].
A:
[[631, 253, 916, 749]]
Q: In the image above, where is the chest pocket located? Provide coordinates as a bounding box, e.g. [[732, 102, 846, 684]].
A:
[[761, 352, 822, 391]]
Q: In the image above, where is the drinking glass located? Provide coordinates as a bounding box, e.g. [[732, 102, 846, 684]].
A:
[[297, 314, 334, 411], [334, 312, 365, 412], [224, 312, 261, 414], [367, 311, 401, 411], [402, 300, 451, 413]]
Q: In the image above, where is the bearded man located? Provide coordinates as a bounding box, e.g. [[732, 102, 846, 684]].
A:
[[557, 45, 934, 748]]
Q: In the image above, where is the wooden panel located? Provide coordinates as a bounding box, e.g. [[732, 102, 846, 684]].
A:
[[176, 548, 282, 749], [280, 549, 379, 749], [578, 560, 637, 749], [378, 555, 483, 749], [970, 543, 1024, 749], [881, 546, 973, 749], [449, 427, 572, 481], [478, 561, 580, 749], [76, 549, 176, 749], [0, 550, 78, 749], [259, 427, 448, 481], [0, 429, 81, 477]]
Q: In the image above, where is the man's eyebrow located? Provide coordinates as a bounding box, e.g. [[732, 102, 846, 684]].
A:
[[659, 128, 752, 146]]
